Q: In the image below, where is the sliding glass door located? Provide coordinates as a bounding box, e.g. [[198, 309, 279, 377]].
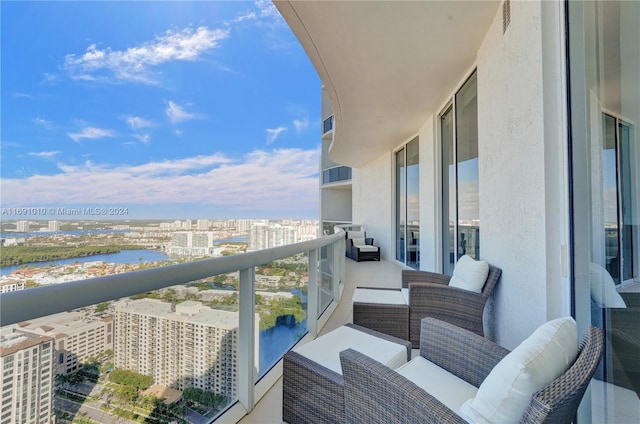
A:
[[568, 0, 640, 420], [603, 114, 636, 286], [395, 138, 419, 269], [442, 71, 480, 275]]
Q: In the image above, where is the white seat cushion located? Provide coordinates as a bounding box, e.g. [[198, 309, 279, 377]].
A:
[[293, 325, 407, 374], [352, 288, 408, 305], [355, 245, 378, 252], [449, 255, 489, 293], [458, 317, 578, 423], [396, 356, 478, 413]]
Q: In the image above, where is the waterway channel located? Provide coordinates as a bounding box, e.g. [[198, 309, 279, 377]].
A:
[[0, 249, 170, 276]]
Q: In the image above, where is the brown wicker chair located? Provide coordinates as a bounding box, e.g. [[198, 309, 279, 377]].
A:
[[340, 318, 604, 424], [403, 265, 502, 346], [354, 265, 502, 348]]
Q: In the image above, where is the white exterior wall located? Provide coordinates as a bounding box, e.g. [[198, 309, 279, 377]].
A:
[[347, 0, 569, 348], [321, 188, 352, 223], [418, 116, 439, 273], [352, 152, 393, 260], [476, 0, 569, 348]]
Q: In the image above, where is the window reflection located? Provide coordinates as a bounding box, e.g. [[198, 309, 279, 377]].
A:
[[569, 0, 640, 421]]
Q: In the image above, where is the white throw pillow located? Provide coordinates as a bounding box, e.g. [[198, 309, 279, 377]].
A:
[[351, 237, 366, 246], [448, 255, 489, 293], [458, 317, 579, 423], [589, 262, 626, 308]]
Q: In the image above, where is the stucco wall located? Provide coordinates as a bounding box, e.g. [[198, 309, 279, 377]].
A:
[[418, 116, 439, 272], [477, 0, 568, 348], [320, 188, 352, 223], [352, 153, 393, 261]]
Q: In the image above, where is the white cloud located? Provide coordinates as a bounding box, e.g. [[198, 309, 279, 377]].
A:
[[134, 134, 151, 145], [63, 26, 229, 84], [27, 151, 61, 158], [34, 118, 54, 130], [126, 116, 153, 130], [1, 149, 320, 212], [68, 127, 115, 142], [166, 101, 203, 124], [254, 0, 284, 26], [227, 1, 283, 27], [266, 126, 287, 144], [293, 118, 312, 135]]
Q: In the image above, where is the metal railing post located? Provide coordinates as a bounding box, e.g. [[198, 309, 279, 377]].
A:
[[332, 240, 341, 302], [238, 267, 255, 412], [307, 249, 319, 338]]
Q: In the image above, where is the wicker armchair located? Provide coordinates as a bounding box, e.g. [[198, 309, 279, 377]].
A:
[[345, 230, 380, 261], [403, 265, 502, 346], [340, 318, 604, 424]]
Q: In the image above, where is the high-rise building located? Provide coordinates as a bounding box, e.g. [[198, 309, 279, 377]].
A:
[[249, 223, 298, 251], [168, 231, 218, 256], [197, 219, 210, 230], [14, 312, 114, 376], [15, 221, 29, 232], [113, 299, 258, 399], [47, 220, 60, 232], [0, 328, 54, 424]]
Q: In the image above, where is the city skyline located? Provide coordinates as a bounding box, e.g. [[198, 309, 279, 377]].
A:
[[1, 1, 321, 220]]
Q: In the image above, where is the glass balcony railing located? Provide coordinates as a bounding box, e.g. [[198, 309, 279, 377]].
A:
[[0, 231, 346, 424], [322, 166, 352, 185], [322, 115, 334, 135]]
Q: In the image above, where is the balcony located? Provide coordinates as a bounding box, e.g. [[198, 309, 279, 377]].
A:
[[0, 233, 388, 422], [322, 166, 352, 186]]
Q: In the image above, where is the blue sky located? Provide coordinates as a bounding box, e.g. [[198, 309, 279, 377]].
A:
[[1, 1, 321, 220]]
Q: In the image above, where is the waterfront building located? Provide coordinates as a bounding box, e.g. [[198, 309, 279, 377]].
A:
[[197, 219, 210, 230], [13, 311, 114, 375], [0, 279, 25, 293], [0, 328, 54, 424], [15, 221, 29, 233], [168, 231, 219, 256], [113, 299, 258, 400], [47, 220, 60, 232], [248, 223, 297, 251]]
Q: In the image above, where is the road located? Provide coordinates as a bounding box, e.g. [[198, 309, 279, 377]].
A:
[[54, 397, 138, 424]]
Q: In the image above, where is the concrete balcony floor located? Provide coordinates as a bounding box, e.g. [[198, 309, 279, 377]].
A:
[[239, 258, 407, 424]]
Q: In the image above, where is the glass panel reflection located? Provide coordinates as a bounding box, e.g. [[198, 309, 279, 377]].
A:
[[255, 254, 308, 379]]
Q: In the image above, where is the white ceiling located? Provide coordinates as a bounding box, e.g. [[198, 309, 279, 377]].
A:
[[275, 0, 500, 167]]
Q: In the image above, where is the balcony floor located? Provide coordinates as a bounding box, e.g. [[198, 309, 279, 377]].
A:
[[239, 258, 407, 424]]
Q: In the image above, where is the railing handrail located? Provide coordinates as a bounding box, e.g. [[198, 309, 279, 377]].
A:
[[0, 231, 345, 326]]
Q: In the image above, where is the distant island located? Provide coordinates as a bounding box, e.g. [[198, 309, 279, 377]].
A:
[[0, 245, 142, 267]]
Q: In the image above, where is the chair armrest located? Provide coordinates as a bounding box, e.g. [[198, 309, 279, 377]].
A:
[[340, 348, 467, 424], [365, 237, 374, 245], [419, 318, 509, 387], [409, 283, 486, 307], [402, 270, 450, 288]]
